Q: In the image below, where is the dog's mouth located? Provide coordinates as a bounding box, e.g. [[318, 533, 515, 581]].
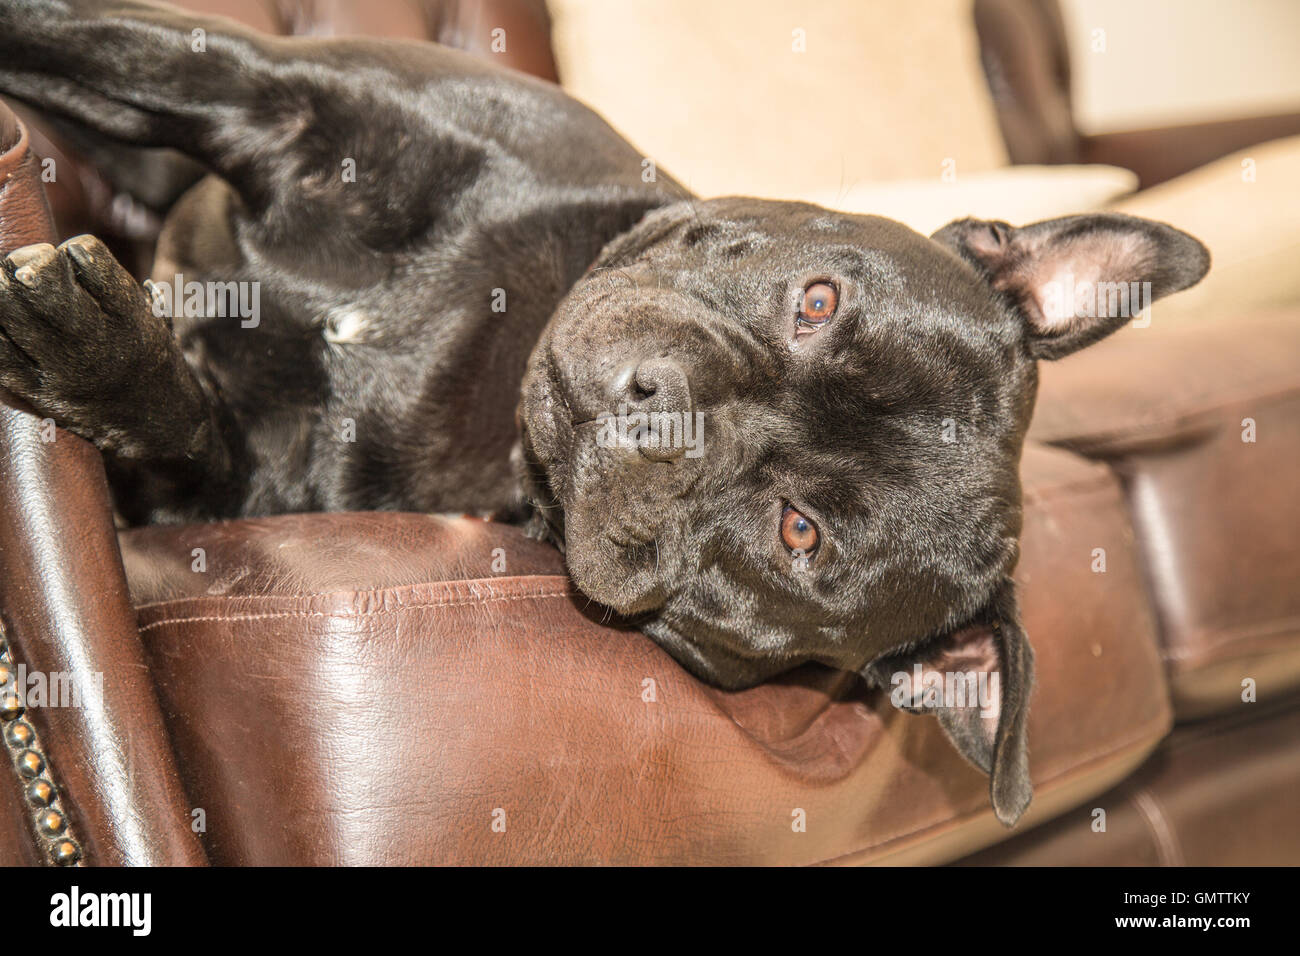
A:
[[518, 356, 691, 616], [518, 353, 575, 468], [514, 409, 567, 549]]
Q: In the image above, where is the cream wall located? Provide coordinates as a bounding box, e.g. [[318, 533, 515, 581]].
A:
[[1061, 0, 1300, 132]]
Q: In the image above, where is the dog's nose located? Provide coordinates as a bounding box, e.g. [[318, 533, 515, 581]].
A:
[[632, 357, 691, 409], [608, 357, 694, 461]]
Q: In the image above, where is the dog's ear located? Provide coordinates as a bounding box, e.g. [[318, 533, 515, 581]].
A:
[[932, 213, 1209, 359], [864, 579, 1035, 826], [590, 200, 703, 270]]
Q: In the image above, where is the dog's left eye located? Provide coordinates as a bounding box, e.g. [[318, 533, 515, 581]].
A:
[[798, 282, 838, 329], [781, 506, 820, 554]]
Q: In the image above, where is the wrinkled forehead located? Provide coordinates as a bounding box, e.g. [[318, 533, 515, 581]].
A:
[[656, 201, 1015, 365], [681, 198, 941, 259], [656, 199, 997, 310]]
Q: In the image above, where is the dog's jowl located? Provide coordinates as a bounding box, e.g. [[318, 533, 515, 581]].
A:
[[0, 0, 1210, 824]]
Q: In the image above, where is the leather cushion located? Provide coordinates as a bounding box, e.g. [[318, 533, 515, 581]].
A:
[[1108, 136, 1300, 322], [1031, 308, 1300, 718], [119, 442, 1170, 865]]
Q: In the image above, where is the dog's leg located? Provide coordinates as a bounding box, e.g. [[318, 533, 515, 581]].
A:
[[0, 0, 476, 252], [0, 236, 244, 521]]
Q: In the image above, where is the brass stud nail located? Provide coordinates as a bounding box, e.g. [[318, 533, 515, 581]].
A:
[[38, 809, 64, 835], [0, 665, 11, 687], [25, 779, 54, 807], [16, 749, 43, 778], [0, 695, 23, 721], [51, 840, 80, 866], [5, 721, 33, 748]]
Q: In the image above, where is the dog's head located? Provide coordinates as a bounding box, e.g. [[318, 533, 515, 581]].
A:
[[519, 198, 1208, 823]]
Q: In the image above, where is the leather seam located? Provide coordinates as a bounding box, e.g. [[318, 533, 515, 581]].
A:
[[137, 588, 578, 633], [1130, 786, 1185, 866], [1162, 615, 1300, 663], [132, 574, 574, 613], [1036, 378, 1300, 450], [1021, 474, 1120, 506]]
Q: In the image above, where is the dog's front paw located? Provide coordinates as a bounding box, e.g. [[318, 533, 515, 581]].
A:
[[0, 235, 172, 445]]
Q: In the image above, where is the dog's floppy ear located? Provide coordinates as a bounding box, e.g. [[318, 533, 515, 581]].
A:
[[590, 200, 703, 270], [864, 579, 1035, 826], [932, 213, 1209, 359]]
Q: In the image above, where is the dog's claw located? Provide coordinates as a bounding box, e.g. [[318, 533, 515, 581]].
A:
[[5, 242, 57, 288]]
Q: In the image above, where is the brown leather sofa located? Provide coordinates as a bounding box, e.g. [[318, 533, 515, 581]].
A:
[[0, 0, 1296, 866]]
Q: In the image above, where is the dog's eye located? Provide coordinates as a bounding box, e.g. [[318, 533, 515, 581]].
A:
[[799, 282, 838, 327], [780, 506, 819, 554]]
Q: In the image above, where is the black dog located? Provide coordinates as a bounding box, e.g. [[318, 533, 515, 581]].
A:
[[0, 0, 1208, 824]]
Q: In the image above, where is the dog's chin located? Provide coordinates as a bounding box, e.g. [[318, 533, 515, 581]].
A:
[[518, 378, 666, 617], [561, 523, 666, 616]]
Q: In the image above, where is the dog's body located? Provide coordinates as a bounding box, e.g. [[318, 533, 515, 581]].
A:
[[0, 0, 1210, 823], [1, 2, 688, 524]]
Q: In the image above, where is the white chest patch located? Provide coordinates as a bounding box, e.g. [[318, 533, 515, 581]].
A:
[[323, 308, 371, 345]]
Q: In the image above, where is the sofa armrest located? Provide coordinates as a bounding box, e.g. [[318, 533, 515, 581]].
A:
[[0, 102, 207, 866]]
